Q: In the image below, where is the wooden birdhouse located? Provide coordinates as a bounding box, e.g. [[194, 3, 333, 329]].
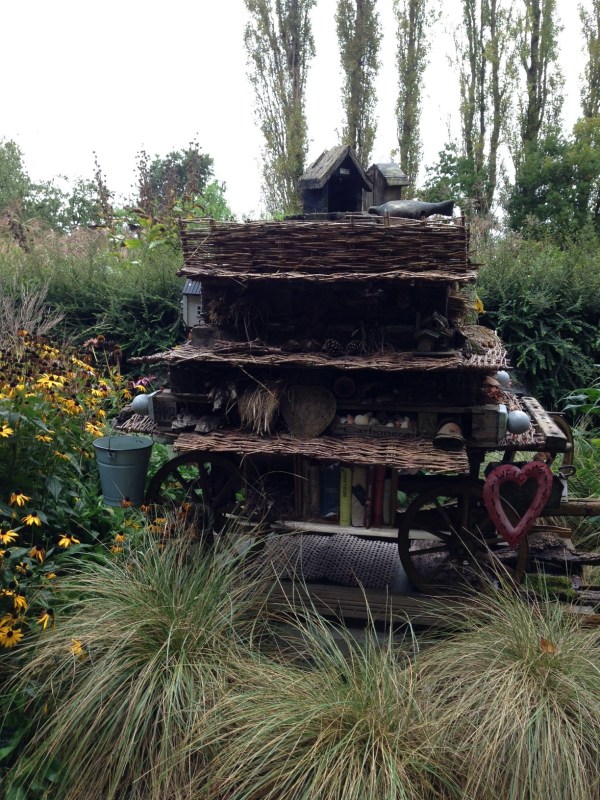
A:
[[299, 145, 372, 214], [364, 162, 410, 209], [182, 279, 203, 328]]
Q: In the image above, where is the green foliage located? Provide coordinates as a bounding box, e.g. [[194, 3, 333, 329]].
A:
[[0, 140, 30, 216], [136, 141, 214, 219], [477, 228, 600, 405], [336, 0, 381, 169], [508, 121, 600, 238], [420, 142, 485, 209], [244, 0, 316, 216], [580, 0, 600, 118], [419, 586, 600, 800], [394, 0, 433, 192]]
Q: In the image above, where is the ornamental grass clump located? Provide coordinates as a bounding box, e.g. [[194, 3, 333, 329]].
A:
[[190, 611, 457, 800], [417, 586, 600, 800], [8, 533, 269, 800]]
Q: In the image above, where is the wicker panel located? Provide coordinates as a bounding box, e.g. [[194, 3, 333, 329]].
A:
[[133, 339, 508, 373], [179, 265, 478, 284], [179, 217, 471, 277], [173, 430, 470, 474]]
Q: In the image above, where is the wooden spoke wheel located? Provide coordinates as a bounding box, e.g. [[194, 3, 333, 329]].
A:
[[398, 484, 529, 593], [145, 452, 256, 542]]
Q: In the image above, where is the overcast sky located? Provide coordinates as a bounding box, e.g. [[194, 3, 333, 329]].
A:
[[0, 0, 588, 219]]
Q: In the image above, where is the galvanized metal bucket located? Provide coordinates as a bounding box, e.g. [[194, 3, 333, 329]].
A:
[[93, 435, 154, 507]]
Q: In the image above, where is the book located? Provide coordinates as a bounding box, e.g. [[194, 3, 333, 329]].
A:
[[382, 477, 392, 525], [364, 465, 375, 529], [319, 463, 340, 519], [339, 466, 353, 526], [371, 465, 387, 528], [308, 463, 320, 517], [389, 468, 399, 526], [351, 465, 368, 527]]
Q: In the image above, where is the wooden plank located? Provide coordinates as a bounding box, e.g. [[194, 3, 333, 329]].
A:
[[265, 581, 459, 628], [521, 396, 568, 450], [546, 499, 600, 517]]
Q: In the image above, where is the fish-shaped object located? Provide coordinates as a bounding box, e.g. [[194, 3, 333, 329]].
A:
[[367, 200, 454, 219]]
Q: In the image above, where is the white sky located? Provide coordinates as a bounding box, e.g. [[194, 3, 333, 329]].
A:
[[0, 0, 589, 219]]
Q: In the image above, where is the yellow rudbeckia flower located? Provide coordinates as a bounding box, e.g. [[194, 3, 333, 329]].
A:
[[22, 513, 42, 527], [0, 626, 24, 648], [0, 425, 14, 438], [37, 609, 54, 630], [0, 529, 19, 545], [9, 493, 31, 507], [58, 534, 80, 548]]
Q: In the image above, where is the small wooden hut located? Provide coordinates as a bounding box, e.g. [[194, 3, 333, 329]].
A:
[[299, 145, 372, 214], [364, 162, 410, 209]]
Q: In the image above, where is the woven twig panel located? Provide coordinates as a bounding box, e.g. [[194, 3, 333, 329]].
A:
[[173, 430, 470, 473], [135, 339, 508, 373], [179, 265, 478, 285], [179, 218, 470, 276]]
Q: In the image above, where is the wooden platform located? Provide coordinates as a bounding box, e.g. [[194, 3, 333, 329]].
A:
[[265, 580, 600, 629]]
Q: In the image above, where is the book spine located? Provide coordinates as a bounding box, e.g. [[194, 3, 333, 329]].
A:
[[351, 465, 368, 527], [382, 477, 392, 525], [364, 465, 375, 529], [339, 466, 353, 527], [309, 464, 320, 518], [389, 468, 399, 526], [371, 465, 386, 528], [319, 463, 340, 520]]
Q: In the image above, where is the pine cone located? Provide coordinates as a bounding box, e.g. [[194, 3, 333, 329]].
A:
[[322, 338, 344, 356], [345, 339, 364, 355]]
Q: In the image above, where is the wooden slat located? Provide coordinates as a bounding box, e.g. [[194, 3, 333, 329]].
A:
[[521, 396, 568, 450]]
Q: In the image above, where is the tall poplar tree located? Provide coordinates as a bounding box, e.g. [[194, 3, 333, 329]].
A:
[[580, 0, 600, 118], [244, 0, 316, 216], [394, 0, 432, 192], [454, 0, 516, 214], [336, 0, 381, 168], [516, 0, 562, 156]]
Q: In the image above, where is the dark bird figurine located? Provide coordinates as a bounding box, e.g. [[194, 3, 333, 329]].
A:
[[367, 200, 454, 219]]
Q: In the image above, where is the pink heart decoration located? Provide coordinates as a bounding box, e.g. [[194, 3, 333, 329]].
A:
[[483, 461, 553, 547]]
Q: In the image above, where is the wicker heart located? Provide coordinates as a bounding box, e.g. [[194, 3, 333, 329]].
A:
[[281, 385, 337, 438], [483, 461, 553, 547]]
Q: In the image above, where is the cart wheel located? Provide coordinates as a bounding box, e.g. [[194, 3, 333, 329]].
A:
[[398, 483, 529, 593], [145, 453, 258, 542]]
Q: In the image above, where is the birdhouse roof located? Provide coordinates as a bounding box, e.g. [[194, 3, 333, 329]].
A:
[[367, 162, 410, 187], [299, 145, 372, 191], [182, 279, 203, 295]]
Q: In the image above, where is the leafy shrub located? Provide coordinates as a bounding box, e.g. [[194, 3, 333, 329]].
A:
[[476, 227, 600, 406]]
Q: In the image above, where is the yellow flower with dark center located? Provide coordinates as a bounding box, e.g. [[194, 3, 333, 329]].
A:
[[22, 513, 41, 527], [114, 533, 126, 543], [0, 626, 24, 648], [0, 425, 14, 438], [35, 434, 53, 443], [13, 594, 28, 612], [58, 533, 80, 548], [54, 451, 70, 461], [0, 529, 19, 545], [9, 493, 31, 507], [110, 544, 124, 554], [37, 609, 54, 630], [37, 374, 64, 389], [44, 572, 57, 580], [85, 422, 104, 438], [119, 497, 134, 508], [29, 545, 45, 563], [15, 562, 30, 576], [0, 589, 15, 599]]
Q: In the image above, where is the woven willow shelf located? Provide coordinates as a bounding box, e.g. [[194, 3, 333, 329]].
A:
[[173, 430, 470, 474]]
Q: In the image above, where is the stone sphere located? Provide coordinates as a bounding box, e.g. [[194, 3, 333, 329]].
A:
[[495, 370, 511, 388], [131, 393, 150, 415], [507, 409, 531, 434]]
